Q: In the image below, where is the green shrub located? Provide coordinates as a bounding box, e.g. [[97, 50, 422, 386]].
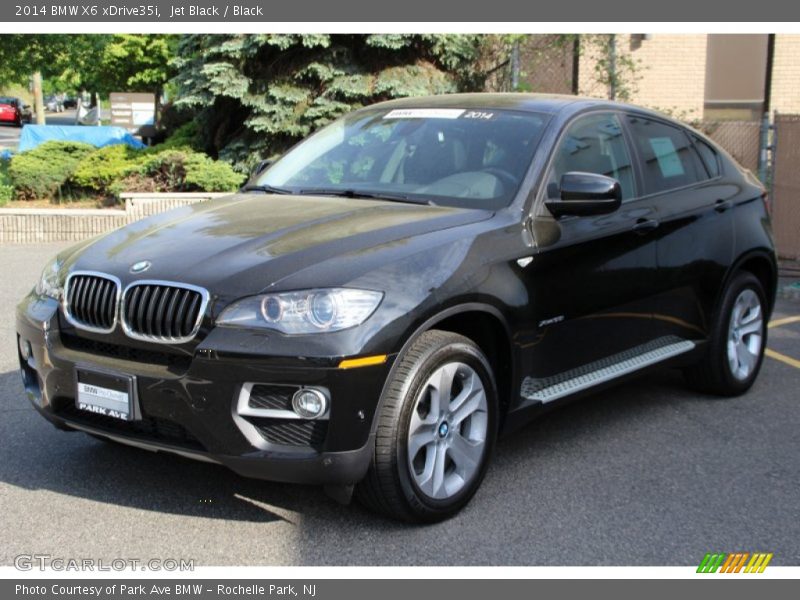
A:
[[0, 184, 12, 206], [9, 141, 95, 200], [71, 144, 145, 194], [0, 160, 12, 206], [8, 140, 242, 201], [159, 121, 201, 151], [183, 152, 245, 191], [141, 150, 187, 190], [139, 149, 244, 192]]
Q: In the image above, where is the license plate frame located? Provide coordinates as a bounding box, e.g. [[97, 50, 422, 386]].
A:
[[74, 366, 140, 422]]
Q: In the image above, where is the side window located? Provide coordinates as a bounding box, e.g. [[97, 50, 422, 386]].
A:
[[548, 113, 635, 201], [692, 135, 721, 178], [626, 116, 704, 194]]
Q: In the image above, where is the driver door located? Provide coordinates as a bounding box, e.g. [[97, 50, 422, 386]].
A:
[[519, 111, 660, 382]]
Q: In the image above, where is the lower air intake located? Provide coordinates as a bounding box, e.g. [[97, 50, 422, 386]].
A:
[[252, 419, 328, 449]]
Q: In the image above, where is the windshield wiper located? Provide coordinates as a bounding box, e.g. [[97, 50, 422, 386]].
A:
[[241, 184, 293, 195], [296, 188, 435, 205]]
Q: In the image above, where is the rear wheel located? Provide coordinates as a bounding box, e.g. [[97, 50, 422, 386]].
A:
[[684, 272, 767, 395], [357, 330, 497, 522]]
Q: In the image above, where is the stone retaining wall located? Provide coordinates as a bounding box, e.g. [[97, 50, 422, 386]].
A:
[[0, 192, 230, 243]]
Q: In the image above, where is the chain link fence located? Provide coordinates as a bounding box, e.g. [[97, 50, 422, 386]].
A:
[[695, 120, 762, 174], [482, 35, 576, 94]]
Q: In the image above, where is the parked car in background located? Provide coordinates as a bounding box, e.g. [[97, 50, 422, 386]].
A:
[[0, 97, 33, 127], [63, 96, 78, 109], [45, 95, 65, 113], [16, 94, 777, 522]]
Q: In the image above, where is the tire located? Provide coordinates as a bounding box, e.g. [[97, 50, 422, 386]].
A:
[[684, 271, 767, 396], [356, 330, 498, 522]]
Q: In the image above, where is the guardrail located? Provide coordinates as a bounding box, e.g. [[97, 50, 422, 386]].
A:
[[0, 192, 230, 243]]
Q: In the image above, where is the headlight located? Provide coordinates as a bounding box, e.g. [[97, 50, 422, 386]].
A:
[[217, 288, 383, 334], [35, 257, 63, 299]]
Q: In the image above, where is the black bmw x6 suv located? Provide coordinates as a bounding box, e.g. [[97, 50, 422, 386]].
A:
[[16, 94, 777, 522]]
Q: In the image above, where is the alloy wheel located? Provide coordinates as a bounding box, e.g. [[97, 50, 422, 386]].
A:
[[406, 361, 488, 500], [727, 288, 764, 381]]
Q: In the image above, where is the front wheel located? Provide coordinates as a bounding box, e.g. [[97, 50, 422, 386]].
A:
[[684, 272, 767, 395], [357, 330, 498, 522]]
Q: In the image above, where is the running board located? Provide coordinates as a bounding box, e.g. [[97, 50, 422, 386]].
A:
[[520, 336, 696, 404]]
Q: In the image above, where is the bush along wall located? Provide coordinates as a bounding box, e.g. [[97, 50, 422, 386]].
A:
[[9, 141, 96, 200], [0, 159, 13, 206], [6, 135, 245, 203]]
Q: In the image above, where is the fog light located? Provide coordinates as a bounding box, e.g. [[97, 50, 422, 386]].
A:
[[18, 337, 31, 361], [291, 388, 328, 419]]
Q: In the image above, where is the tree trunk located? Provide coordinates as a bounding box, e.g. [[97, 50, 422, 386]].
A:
[[32, 71, 45, 125]]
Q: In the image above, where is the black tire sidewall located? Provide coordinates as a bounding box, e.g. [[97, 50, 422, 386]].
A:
[[393, 337, 498, 519]]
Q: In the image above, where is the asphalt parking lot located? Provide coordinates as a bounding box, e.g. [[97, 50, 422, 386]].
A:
[[0, 110, 77, 150], [1, 242, 798, 566]]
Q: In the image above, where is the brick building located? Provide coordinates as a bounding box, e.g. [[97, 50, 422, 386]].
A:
[[576, 34, 800, 121]]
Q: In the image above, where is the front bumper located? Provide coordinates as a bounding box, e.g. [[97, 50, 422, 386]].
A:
[[16, 292, 394, 486]]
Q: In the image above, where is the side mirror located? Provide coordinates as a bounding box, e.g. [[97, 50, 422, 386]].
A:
[[545, 172, 622, 218], [251, 159, 274, 177]]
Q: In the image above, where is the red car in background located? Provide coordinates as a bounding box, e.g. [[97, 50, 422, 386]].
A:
[[0, 97, 33, 127]]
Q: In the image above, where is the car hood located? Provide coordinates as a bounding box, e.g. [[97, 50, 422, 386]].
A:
[[67, 193, 493, 299]]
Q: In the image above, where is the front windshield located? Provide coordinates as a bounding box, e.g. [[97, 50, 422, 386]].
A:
[[257, 107, 550, 210]]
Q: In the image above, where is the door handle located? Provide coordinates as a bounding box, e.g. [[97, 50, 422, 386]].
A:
[[715, 199, 732, 213], [632, 218, 660, 234]]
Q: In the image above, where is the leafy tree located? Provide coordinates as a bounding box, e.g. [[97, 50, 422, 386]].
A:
[[0, 35, 93, 121], [578, 34, 642, 102], [0, 34, 176, 110], [0, 35, 81, 87], [173, 34, 485, 171], [89, 35, 179, 96]]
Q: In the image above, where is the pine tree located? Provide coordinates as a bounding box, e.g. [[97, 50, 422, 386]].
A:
[[173, 34, 484, 171]]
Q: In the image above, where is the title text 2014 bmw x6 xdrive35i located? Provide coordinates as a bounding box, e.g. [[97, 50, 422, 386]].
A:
[[16, 94, 777, 522]]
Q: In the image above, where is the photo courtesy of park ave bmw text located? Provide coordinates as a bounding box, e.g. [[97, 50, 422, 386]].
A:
[[0, 0, 799, 594]]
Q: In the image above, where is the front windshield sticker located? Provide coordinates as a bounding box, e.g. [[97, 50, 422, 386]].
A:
[[383, 108, 465, 120], [462, 110, 496, 120]]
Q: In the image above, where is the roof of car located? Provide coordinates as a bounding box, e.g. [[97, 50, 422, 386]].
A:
[[368, 93, 636, 115]]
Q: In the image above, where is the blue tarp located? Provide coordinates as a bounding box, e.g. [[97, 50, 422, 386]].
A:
[[18, 125, 146, 153]]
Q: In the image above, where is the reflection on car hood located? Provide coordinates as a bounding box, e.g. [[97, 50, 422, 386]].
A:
[[67, 193, 492, 298]]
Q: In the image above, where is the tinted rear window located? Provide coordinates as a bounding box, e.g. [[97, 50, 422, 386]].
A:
[[627, 116, 704, 195]]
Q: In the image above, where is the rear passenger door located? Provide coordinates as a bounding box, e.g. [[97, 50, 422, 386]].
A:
[[623, 114, 734, 343]]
